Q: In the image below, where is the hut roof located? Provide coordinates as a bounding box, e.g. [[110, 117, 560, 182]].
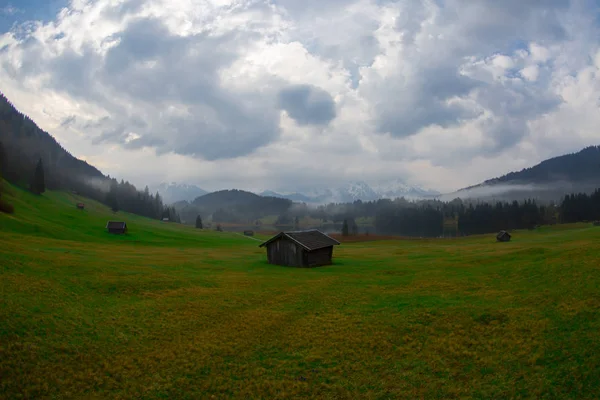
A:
[[106, 221, 127, 229], [497, 230, 511, 239], [259, 229, 340, 251]]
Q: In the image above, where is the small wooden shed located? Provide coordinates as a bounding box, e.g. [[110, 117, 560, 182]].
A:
[[106, 221, 127, 234], [259, 229, 340, 267], [244, 230, 254, 236], [496, 230, 511, 242], [76, 203, 85, 210]]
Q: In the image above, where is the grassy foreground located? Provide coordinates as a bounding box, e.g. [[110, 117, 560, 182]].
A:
[[1, 184, 600, 399]]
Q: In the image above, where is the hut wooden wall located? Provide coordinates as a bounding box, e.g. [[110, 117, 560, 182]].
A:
[[266, 238, 334, 267], [266, 237, 305, 267], [306, 247, 333, 267]]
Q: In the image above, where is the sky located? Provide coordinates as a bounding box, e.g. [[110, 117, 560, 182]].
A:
[[1, 0, 600, 193]]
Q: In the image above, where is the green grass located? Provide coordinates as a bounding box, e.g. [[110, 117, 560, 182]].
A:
[[1, 183, 600, 399]]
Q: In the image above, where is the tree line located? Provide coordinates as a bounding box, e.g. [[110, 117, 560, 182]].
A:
[[293, 192, 597, 238], [560, 189, 600, 223]]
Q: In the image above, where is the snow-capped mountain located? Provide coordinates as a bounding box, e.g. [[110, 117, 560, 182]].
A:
[[372, 179, 440, 199], [261, 180, 439, 204], [152, 182, 208, 204], [337, 181, 380, 202]]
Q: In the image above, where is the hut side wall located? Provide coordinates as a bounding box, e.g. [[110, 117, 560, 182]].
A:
[[266, 237, 305, 267], [306, 246, 333, 267]]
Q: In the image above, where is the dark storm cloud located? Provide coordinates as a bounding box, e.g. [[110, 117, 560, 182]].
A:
[[18, 15, 283, 160], [277, 84, 336, 126], [374, 66, 482, 137]]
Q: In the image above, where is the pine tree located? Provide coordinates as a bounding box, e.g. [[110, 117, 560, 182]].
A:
[[0, 141, 4, 198], [294, 216, 300, 230], [154, 192, 163, 219], [106, 181, 119, 212], [195, 215, 203, 229], [0, 141, 5, 179], [341, 219, 349, 236], [30, 158, 45, 195]]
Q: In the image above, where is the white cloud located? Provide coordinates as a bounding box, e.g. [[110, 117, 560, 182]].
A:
[[1, 5, 21, 16], [521, 65, 540, 82], [1, 0, 599, 194]]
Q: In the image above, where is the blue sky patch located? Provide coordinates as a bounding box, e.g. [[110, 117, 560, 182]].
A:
[[0, 0, 68, 33]]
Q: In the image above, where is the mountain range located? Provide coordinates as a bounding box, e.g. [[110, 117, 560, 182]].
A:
[[150, 182, 208, 205], [158, 146, 600, 205], [259, 180, 440, 204], [156, 180, 440, 205], [439, 146, 600, 202]]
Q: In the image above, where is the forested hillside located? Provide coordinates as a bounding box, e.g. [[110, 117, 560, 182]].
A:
[[483, 146, 600, 185], [175, 189, 293, 224], [0, 93, 179, 221], [452, 146, 600, 202]]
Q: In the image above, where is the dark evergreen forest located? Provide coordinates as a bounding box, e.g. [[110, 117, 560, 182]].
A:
[[301, 191, 599, 237]]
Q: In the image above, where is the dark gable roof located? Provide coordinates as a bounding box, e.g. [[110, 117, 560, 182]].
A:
[[259, 229, 340, 251], [106, 221, 127, 229]]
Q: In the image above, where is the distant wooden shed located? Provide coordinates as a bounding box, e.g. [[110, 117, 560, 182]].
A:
[[259, 229, 340, 267], [496, 230, 511, 242], [106, 221, 127, 234], [76, 203, 85, 210], [244, 230, 254, 236]]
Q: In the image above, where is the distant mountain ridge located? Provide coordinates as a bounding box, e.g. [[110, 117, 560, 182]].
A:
[[172, 189, 293, 225], [160, 180, 439, 205], [477, 146, 600, 186], [259, 180, 439, 204], [446, 146, 600, 202], [152, 182, 207, 204]]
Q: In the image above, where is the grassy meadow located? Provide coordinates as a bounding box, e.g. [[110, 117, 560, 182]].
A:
[[1, 183, 600, 399]]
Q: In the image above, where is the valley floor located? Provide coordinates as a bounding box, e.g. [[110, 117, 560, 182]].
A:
[[1, 186, 600, 399]]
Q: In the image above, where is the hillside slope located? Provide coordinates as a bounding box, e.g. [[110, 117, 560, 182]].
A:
[[0, 93, 104, 191], [480, 146, 600, 186], [450, 146, 600, 202], [0, 182, 257, 247], [172, 189, 293, 225], [0, 92, 180, 222]]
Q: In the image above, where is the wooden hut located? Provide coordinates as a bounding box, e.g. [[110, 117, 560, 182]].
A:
[[244, 230, 254, 236], [76, 203, 85, 210], [106, 221, 127, 234], [496, 230, 511, 242], [258, 229, 340, 267]]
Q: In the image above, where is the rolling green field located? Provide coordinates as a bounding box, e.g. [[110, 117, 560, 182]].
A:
[[1, 183, 600, 399]]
